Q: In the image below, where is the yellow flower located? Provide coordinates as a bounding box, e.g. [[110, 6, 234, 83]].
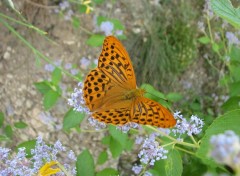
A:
[[82, 0, 93, 14], [38, 161, 61, 176]]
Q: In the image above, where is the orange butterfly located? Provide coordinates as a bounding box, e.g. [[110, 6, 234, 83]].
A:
[[83, 36, 176, 128]]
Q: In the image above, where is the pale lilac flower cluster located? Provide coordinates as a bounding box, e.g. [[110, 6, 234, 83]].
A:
[[68, 82, 90, 114], [132, 164, 142, 175], [210, 130, 240, 171], [203, 0, 213, 18], [0, 136, 76, 175], [80, 57, 91, 69], [116, 122, 139, 133], [132, 164, 153, 176], [54, 0, 74, 21], [197, 21, 205, 32], [87, 116, 106, 129], [44, 60, 62, 72], [0, 147, 34, 175], [137, 135, 168, 165], [172, 112, 204, 137], [225, 32, 240, 46], [99, 21, 123, 36]]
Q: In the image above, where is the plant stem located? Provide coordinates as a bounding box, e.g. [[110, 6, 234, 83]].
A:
[[1, 18, 80, 81]]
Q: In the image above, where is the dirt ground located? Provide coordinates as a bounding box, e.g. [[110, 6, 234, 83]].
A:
[[0, 0, 210, 174]]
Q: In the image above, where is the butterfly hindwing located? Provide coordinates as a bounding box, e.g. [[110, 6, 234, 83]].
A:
[[92, 108, 131, 125], [98, 36, 136, 89], [130, 97, 176, 128]]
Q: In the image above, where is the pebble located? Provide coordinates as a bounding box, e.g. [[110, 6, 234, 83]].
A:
[[3, 51, 10, 60]]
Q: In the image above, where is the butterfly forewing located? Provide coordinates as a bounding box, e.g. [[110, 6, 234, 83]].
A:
[[98, 36, 136, 89]]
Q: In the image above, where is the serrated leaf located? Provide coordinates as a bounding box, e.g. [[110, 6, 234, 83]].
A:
[[17, 140, 36, 158], [198, 36, 211, 44], [0, 112, 4, 128], [196, 110, 240, 167], [87, 35, 105, 47], [43, 90, 60, 110], [5, 125, 13, 139], [34, 81, 51, 94], [96, 168, 118, 176], [76, 150, 95, 176], [109, 137, 123, 158], [51, 68, 62, 85], [14, 121, 28, 129], [211, 0, 240, 28], [63, 108, 85, 130], [221, 96, 240, 112], [108, 125, 127, 148], [97, 151, 108, 165]]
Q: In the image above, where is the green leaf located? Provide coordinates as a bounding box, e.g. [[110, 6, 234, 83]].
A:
[[101, 135, 111, 145], [96, 168, 118, 176], [0, 112, 4, 128], [93, 0, 105, 4], [72, 17, 81, 28], [76, 149, 95, 176], [141, 83, 165, 101], [166, 93, 183, 102], [152, 149, 182, 176], [97, 151, 108, 165], [17, 140, 36, 158], [212, 42, 220, 52], [63, 108, 85, 130], [87, 35, 105, 47], [0, 135, 10, 141], [14, 121, 28, 129], [5, 125, 13, 139], [110, 19, 124, 30], [230, 64, 240, 81], [78, 4, 87, 13], [196, 109, 240, 167], [108, 125, 127, 148], [229, 46, 240, 62], [229, 81, 240, 96], [43, 90, 60, 110], [109, 137, 123, 158], [34, 81, 51, 94], [221, 96, 240, 112], [198, 36, 211, 44], [51, 68, 62, 85], [211, 0, 240, 28], [97, 16, 108, 26]]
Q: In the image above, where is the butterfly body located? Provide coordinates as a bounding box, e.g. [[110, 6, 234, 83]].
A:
[[83, 36, 176, 128]]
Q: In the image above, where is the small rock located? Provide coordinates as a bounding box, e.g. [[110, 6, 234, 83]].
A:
[[3, 51, 10, 60], [26, 100, 32, 108]]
